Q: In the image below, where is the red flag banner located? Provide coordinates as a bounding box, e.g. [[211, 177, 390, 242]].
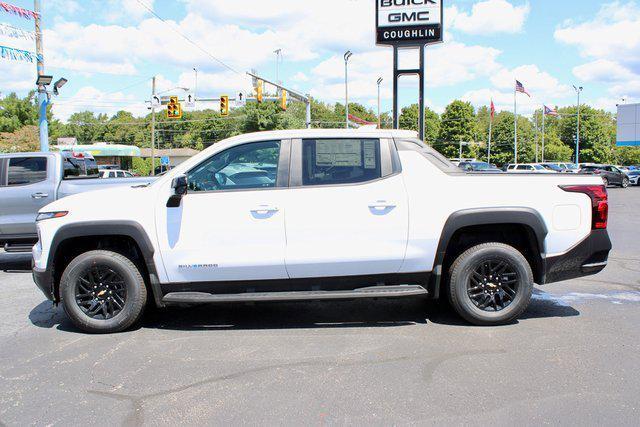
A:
[[0, 2, 39, 20], [490, 100, 495, 120], [348, 113, 376, 126]]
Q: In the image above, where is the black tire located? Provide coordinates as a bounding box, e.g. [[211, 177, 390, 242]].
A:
[[602, 177, 609, 187], [448, 243, 533, 326], [60, 250, 147, 333], [622, 177, 629, 188]]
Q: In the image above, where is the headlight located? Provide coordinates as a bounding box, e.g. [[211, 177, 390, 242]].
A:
[[36, 211, 68, 222]]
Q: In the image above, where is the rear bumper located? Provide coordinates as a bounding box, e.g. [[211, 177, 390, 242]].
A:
[[543, 230, 612, 284], [33, 266, 55, 302]]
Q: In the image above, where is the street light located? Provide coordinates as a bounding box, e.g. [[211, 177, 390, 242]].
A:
[[344, 50, 353, 129], [573, 85, 583, 166], [377, 77, 383, 129], [53, 77, 67, 95], [193, 67, 198, 101], [36, 75, 53, 86]]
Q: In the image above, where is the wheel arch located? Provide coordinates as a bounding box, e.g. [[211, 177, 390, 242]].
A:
[[47, 221, 163, 307], [428, 208, 548, 298]]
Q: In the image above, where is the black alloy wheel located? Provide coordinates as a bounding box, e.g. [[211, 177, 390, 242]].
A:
[[75, 265, 127, 320], [467, 259, 518, 312]]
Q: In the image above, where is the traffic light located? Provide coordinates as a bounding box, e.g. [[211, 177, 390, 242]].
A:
[[280, 90, 287, 111], [256, 80, 263, 103], [166, 96, 182, 119], [220, 95, 229, 116]]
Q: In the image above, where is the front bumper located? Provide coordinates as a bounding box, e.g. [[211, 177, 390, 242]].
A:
[[33, 266, 55, 302], [544, 230, 612, 284]]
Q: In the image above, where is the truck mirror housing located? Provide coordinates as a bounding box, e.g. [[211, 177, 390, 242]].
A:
[[167, 175, 188, 208]]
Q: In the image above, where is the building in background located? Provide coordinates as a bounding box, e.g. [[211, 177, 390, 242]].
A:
[[139, 148, 200, 168], [53, 142, 141, 170], [617, 103, 640, 147]]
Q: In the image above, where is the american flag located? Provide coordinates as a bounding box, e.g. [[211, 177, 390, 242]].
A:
[[544, 105, 559, 117], [515, 80, 531, 97]]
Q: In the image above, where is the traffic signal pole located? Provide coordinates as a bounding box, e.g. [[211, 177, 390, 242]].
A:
[[246, 71, 312, 128]]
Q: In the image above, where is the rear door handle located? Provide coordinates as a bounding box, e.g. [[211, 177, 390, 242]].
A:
[[251, 205, 279, 214], [368, 200, 396, 210], [31, 193, 49, 199]]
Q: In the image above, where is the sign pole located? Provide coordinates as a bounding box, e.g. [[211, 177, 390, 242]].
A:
[[418, 45, 425, 141], [392, 46, 399, 129]]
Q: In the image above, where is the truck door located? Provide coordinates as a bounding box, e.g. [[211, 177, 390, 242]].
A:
[[155, 140, 290, 283], [0, 155, 54, 239], [284, 138, 408, 278]]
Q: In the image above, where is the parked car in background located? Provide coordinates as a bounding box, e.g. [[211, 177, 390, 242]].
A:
[[540, 163, 565, 173], [579, 164, 630, 188], [627, 170, 640, 186], [504, 163, 556, 173], [99, 169, 134, 179], [0, 151, 155, 271], [458, 161, 502, 173], [154, 165, 174, 176]]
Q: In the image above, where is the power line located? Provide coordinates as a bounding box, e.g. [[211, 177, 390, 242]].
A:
[[134, 0, 242, 76]]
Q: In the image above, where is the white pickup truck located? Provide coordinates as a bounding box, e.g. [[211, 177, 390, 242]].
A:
[[32, 129, 611, 333]]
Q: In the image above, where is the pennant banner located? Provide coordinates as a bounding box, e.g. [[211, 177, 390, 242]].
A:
[[0, 45, 41, 63], [0, 23, 35, 40], [0, 2, 39, 20]]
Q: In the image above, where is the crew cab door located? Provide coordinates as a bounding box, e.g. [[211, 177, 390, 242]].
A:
[[0, 155, 54, 239], [155, 140, 290, 283], [284, 138, 408, 278]]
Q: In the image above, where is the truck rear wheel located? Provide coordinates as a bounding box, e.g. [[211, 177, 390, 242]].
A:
[[60, 250, 147, 333], [447, 243, 533, 326]]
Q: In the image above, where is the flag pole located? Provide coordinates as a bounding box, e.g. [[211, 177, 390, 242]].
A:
[[534, 111, 539, 163], [542, 107, 546, 163], [514, 82, 518, 163]]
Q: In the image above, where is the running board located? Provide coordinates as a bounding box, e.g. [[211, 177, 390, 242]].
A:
[[162, 285, 428, 304]]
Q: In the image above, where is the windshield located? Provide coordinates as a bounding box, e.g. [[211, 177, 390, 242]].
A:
[[543, 164, 563, 171], [470, 162, 496, 170], [533, 164, 545, 170]]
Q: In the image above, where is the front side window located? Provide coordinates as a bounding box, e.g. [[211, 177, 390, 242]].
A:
[[187, 140, 280, 192], [302, 139, 381, 186], [8, 157, 47, 186]]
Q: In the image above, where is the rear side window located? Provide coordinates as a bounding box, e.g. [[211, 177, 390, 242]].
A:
[[302, 139, 381, 186], [8, 157, 47, 186]]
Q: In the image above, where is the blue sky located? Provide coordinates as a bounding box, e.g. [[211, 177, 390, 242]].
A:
[[1, 0, 638, 121]]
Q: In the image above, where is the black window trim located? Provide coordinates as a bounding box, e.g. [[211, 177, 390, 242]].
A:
[[289, 137, 397, 188], [184, 138, 291, 195], [0, 158, 7, 186], [5, 155, 49, 187]]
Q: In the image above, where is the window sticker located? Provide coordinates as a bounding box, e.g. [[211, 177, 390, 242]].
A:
[[363, 140, 376, 169], [316, 140, 362, 167]]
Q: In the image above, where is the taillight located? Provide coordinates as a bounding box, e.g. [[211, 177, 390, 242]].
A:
[[560, 185, 608, 230]]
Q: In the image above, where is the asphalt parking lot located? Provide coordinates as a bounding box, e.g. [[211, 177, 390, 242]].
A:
[[1, 187, 639, 426]]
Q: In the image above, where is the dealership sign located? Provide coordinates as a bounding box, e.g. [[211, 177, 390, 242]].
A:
[[376, 0, 443, 46]]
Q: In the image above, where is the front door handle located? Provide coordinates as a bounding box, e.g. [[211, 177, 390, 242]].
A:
[[31, 192, 49, 199], [368, 200, 396, 210], [251, 205, 279, 214]]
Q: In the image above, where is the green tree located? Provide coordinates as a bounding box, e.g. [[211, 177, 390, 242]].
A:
[[487, 111, 535, 166], [437, 100, 477, 158], [557, 105, 615, 163], [398, 104, 440, 145], [0, 91, 40, 132]]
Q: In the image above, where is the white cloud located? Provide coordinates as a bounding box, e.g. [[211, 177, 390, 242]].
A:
[[448, 0, 530, 35], [51, 86, 146, 122], [556, 2, 640, 100], [292, 72, 309, 82], [0, 60, 37, 93]]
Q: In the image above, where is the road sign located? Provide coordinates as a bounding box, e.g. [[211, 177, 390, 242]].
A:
[[236, 91, 246, 107], [150, 95, 161, 108], [376, 0, 443, 46], [161, 156, 170, 166], [184, 92, 196, 109]]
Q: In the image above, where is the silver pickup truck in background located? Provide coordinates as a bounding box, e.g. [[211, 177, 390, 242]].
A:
[[0, 151, 154, 270]]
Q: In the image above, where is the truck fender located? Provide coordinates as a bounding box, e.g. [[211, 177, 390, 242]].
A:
[[47, 221, 163, 306], [430, 207, 548, 297]]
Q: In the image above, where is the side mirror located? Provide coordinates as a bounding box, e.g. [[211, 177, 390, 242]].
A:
[[172, 175, 188, 195], [167, 174, 187, 208]]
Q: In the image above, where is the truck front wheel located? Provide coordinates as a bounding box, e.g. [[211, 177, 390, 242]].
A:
[[59, 250, 147, 333], [447, 243, 533, 326]]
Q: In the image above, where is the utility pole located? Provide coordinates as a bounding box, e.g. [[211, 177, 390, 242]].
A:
[[377, 77, 383, 129], [193, 68, 198, 102], [274, 49, 282, 85], [151, 76, 156, 176], [34, 0, 48, 152], [534, 112, 539, 163]]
